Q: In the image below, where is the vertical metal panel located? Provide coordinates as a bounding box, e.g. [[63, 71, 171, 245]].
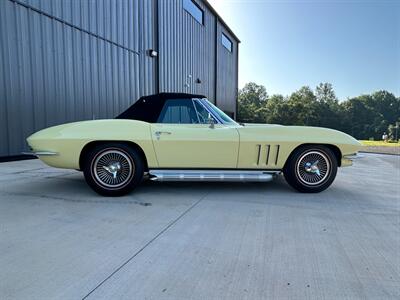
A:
[[0, 0, 10, 156], [158, 0, 216, 102], [30, 9, 46, 131], [216, 21, 238, 116], [0, 0, 150, 157], [139, 0, 157, 96], [1, 1, 24, 155]]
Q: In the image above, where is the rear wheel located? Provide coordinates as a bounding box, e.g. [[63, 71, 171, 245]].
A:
[[83, 143, 144, 196], [284, 145, 337, 193]]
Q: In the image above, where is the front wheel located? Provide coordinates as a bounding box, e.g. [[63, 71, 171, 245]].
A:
[[283, 145, 337, 193], [83, 143, 144, 196]]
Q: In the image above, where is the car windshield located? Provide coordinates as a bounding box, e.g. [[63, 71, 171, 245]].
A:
[[202, 99, 238, 125]]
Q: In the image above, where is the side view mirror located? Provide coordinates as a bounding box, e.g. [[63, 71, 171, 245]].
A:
[[208, 114, 215, 129]]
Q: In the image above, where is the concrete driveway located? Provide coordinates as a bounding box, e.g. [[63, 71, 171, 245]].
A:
[[0, 154, 399, 300]]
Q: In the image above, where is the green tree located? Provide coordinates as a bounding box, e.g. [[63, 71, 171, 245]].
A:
[[237, 81, 398, 140], [237, 82, 268, 122], [286, 86, 319, 126], [339, 92, 399, 139], [366, 91, 399, 125], [315, 83, 342, 130], [315, 83, 337, 105], [388, 119, 400, 141], [340, 96, 382, 139], [264, 94, 290, 124]]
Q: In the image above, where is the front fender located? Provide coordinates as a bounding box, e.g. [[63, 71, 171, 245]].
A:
[[237, 125, 362, 169]]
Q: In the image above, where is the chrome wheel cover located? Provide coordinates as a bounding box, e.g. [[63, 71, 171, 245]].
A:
[[92, 149, 134, 188], [296, 151, 331, 186]]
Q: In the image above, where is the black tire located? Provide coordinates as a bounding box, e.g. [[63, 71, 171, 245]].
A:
[[83, 143, 144, 196], [283, 145, 337, 193]]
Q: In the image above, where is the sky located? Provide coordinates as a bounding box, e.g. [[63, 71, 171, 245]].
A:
[[208, 0, 400, 100]]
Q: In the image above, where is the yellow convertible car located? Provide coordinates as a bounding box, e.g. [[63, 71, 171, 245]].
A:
[[26, 93, 362, 196]]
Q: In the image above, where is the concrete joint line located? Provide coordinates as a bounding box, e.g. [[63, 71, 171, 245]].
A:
[[81, 194, 208, 300]]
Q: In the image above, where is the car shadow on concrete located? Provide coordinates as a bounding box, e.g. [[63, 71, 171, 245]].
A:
[[8, 171, 293, 200], [6, 169, 377, 213]]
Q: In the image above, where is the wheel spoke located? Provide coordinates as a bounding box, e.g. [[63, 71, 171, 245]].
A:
[[296, 151, 331, 186], [92, 149, 134, 189]]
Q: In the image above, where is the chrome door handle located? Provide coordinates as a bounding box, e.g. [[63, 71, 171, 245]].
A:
[[155, 131, 172, 140], [155, 131, 172, 135]]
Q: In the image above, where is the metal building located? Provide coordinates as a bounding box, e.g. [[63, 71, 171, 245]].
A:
[[0, 0, 239, 158]]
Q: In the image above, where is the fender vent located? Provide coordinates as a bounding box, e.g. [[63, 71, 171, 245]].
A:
[[266, 145, 271, 165], [275, 145, 280, 165], [256, 144, 261, 165], [255, 144, 280, 166]]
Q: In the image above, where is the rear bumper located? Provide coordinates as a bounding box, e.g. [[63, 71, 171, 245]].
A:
[[22, 151, 58, 157]]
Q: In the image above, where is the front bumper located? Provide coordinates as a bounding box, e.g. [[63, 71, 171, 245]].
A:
[[341, 153, 363, 167]]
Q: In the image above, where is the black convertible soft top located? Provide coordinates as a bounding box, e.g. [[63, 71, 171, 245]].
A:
[[116, 92, 206, 123]]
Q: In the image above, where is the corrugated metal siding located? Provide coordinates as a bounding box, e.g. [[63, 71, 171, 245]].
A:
[[216, 21, 238, 116], [158, 0, 216, 102], [17, 0, 138, 52], [0, 0, 237, 158], [0, 0, 156, 157]]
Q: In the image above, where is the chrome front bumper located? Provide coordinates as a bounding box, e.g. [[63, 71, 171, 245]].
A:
[[344, 153, 364, 160], [341, 153, 363, 167]]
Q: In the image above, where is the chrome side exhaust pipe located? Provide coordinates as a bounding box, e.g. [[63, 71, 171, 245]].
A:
[[148, 170, 278, 182]]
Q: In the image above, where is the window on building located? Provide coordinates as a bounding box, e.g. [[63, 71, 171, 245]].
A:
[[222, 33, 232, 52], [183, 0, 204, 25], [157, 99, 198, 124]]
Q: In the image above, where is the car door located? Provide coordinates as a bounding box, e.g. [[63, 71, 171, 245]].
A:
[[150, 98, 239, 168]]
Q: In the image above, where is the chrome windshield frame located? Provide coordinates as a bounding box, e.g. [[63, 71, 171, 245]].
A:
[[192, 98, 223, 124], [191, 99, 202, 124], [197, 98, 237, 125]]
